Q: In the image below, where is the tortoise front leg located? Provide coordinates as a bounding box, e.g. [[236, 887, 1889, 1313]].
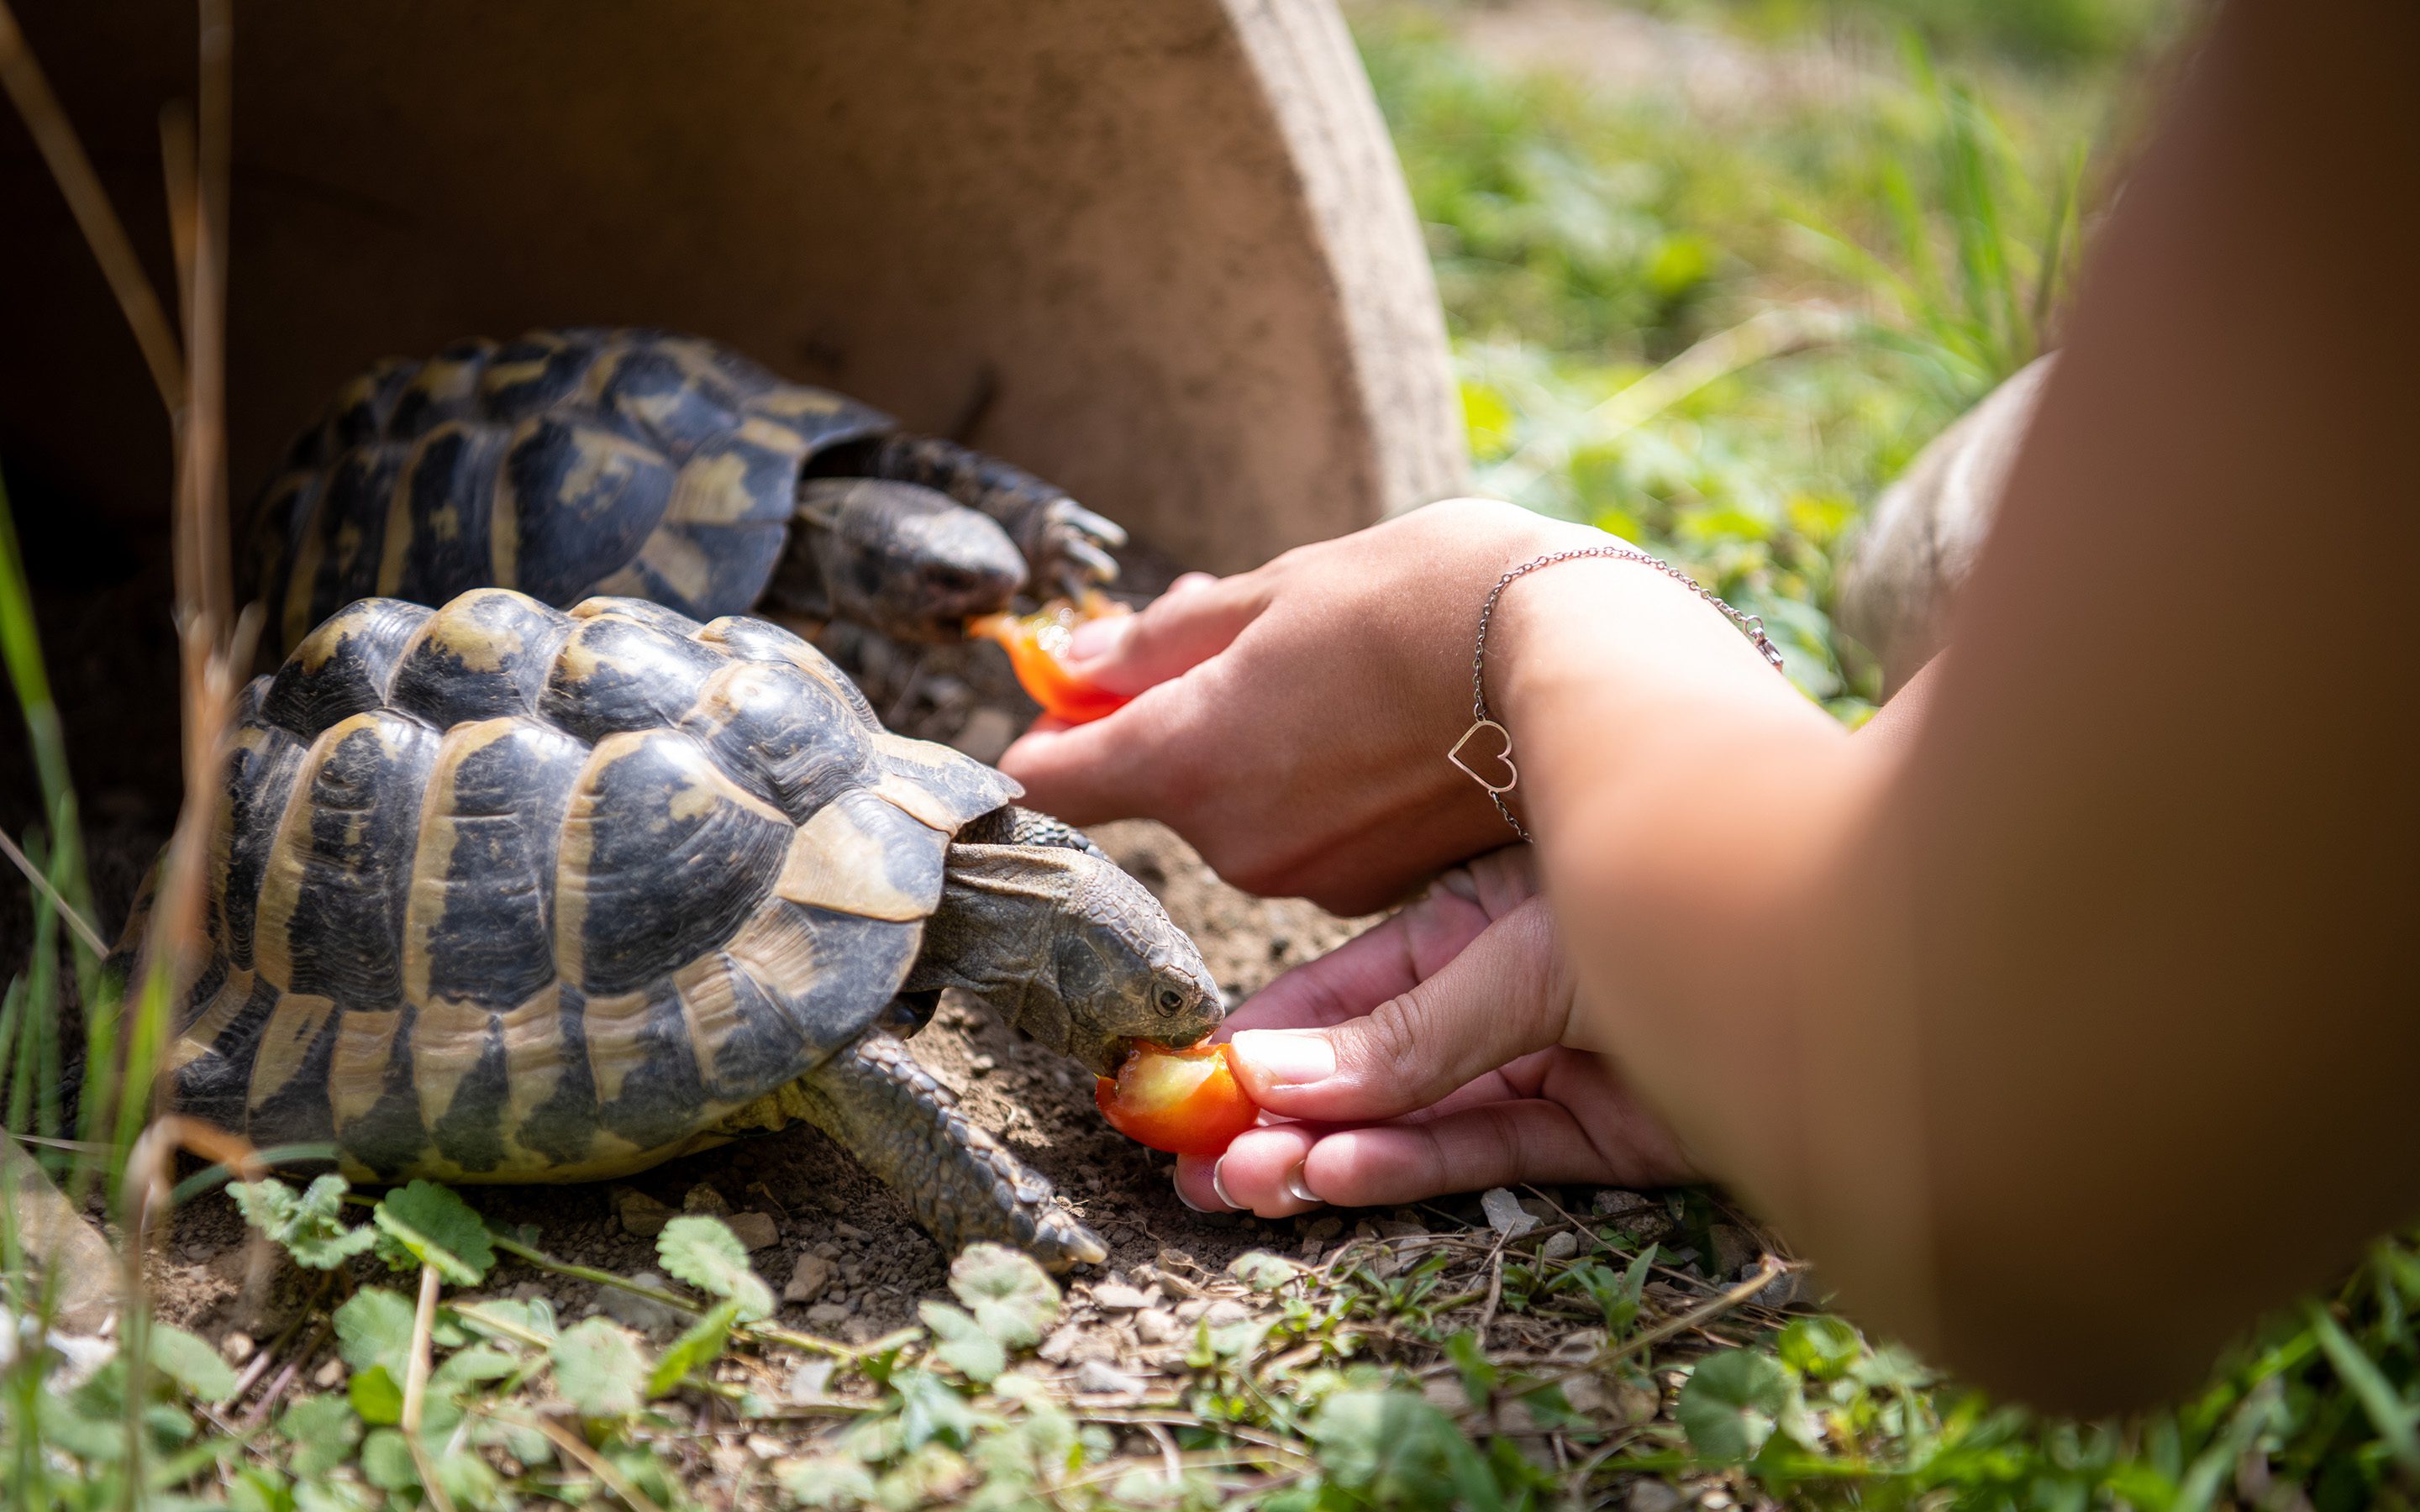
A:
[[792, 1031, 1108, 1271], [860, 435, 1126, 599]]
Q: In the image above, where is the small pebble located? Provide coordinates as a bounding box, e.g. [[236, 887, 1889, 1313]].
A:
[[1038, 1323, 1082, 1363], [1073, 1360, 1144, 1396], [1173, 1299, 1209, 1324], [311, 1358, 345, 1389], [1133, 1307, 1182, 1345], [1202, 1299, 1249, 1326], [220, 1331, 255, 1365], [1300, 1215, 1343, 1242], [1298, 1237, 1323, 1261], [1481, 1188, 1540, 1238], [681, 1184, 731, 1216], [726, 1211, 780, 1251], [1541, 1231, 1580, 1263], [784, 1252, 835, 1304], [613, 1186, 674, 1238], [803, 1301, 854, 1329], [1593, 1189, 1652, 1217], [968, 1054, 997, 1076], [744, 1433, 786, 1460], [1376, 1218, 1428, 1240], [1091, 1283, 1150, 1311]]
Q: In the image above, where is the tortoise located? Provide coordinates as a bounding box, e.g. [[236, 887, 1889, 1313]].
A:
[[247, 327, 1127, 656], [123, 586, 1221, 1267]]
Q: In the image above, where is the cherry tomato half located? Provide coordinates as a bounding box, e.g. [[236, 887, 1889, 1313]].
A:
[[969, 597, 1133, 724], [1093, 1041, 1260, 1158]]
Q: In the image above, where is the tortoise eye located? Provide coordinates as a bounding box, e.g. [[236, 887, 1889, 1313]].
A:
[[1155, 986, 1186, 1016]]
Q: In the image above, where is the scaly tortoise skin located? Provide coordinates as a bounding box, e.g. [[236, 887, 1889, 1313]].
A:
[[248, 328, 1127, 656], [130, 586, 1220, 1267]]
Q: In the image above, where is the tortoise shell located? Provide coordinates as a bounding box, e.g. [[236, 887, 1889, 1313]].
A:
[[248, 328, 895, 654], [162, 587, 1018, 1183]]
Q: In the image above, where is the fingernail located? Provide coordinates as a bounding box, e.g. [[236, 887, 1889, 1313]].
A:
[[1231, 1029, 1335, 1089], [1285, 1168, 1320, 1205], [1067, 615, 1128, 663], [1175, 1175, 1212, 1214], [1210, 1158, 1240, 1211]]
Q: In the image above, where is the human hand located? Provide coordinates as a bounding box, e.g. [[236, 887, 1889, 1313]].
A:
[[1000, 499, 1600, 914], [1168, 847, 1694, 1216]]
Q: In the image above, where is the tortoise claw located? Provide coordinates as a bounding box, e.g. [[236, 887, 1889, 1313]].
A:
[[1055, 501, 1128, 551]]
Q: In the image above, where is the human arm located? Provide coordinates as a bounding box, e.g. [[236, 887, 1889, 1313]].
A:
[[1012, 0, 2420, 1410], [1505, 0, 2420, 1409]]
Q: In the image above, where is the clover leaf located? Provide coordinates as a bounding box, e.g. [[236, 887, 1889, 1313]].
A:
[[947, 1243, 1059, 1349], [655, 1215, 773, 1320], [370, 1179, 494, 1285], [552, 1318, 650, 1418], [232, 1174, 377, 1270]]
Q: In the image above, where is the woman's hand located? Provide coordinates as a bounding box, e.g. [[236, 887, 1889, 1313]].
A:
[[1001, 499, 1598, 914], [1170, 848, 1694, 1215]]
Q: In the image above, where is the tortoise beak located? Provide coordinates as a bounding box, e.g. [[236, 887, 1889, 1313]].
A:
[[1084, 1035, 1135, 1079]]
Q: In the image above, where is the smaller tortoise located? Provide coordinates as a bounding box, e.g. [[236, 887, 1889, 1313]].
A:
[[124, 587, 1219, 1266], [247, 328, 1127, 655]]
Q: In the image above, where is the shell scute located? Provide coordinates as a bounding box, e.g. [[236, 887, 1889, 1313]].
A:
[[501, 417, 677, 605], [406, 716, 588, 1010], [208, 705, 309, 972], [682, 659, 872, 822], [263, 599, 434, 736], [160, 586, 1013, 1183], [540, 611, 727, 743], [389, 589, 576, 727], [555, 728, 792, 998], [257, 710, 442, 1006], [699, 614, 885, 732]]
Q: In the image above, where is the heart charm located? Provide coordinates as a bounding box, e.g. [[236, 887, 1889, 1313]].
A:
[[1447, 718, 1518, 795]]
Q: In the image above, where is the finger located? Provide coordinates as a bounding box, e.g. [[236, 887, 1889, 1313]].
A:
[[1295, 1099, 1633, 1209], [1214, 886, 1497, 1039], [1063, 570, 1271, 695], [1228, 900, 1570, 1124], [1173, 1124, 1324, 1218], [997, 664, 1228, 823]]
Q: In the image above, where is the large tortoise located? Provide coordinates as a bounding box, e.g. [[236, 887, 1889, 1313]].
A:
[[131, 586, 1221, 1267], [248, 328, 1127, 655]]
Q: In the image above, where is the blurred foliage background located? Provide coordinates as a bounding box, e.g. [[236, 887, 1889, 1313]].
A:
[[1354, 0, 2182, 717]]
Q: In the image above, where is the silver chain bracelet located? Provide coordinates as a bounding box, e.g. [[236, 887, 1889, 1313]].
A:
[[1448, 547, 1788, 843]]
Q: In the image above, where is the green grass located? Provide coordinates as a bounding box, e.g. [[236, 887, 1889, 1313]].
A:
[[1363, 3, 2111, 714]]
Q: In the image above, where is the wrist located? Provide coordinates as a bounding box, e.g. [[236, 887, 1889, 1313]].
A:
[[1483, 550, 1814, 832]]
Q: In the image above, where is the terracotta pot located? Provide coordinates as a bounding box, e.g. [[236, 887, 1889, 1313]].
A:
[[0, 0, 1463, 577]]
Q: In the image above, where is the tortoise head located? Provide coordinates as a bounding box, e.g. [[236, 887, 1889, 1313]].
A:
[[933, 843, 1223, 1076], [781, 478, 1026, 643], [1046, 855, 1225, 1076]]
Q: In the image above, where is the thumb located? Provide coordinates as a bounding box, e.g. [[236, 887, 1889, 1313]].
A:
[[1228, 900, 1570, 1123], [1066, 570, 1269, 695]]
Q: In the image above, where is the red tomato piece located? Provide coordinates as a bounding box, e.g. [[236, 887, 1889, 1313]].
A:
[[1093, 1041, 1260, 1157], [969, 597, 1134, 724]]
